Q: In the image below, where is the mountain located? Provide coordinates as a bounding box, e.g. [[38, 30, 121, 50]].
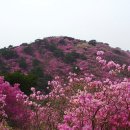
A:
[[0, 36, 130, 93]]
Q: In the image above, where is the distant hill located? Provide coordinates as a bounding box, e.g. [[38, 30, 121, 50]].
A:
[[0, 36, 130, 93]]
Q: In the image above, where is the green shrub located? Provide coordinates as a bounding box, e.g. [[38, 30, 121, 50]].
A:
[[45, 43, 64, 58], [63, 51, 86, 64], [79, 54, 87, 60], [0, 60, 10, 73], [58, 39, 67, 45], [21, 43, 28, 46], [30, 67, 44, 77], [36, 74, 52, 93], [53, 49, 64, 58], [30, 67, 53, 93], [63, 51, 80, 64], [0, 48, 18, 59], [45, 44, 57, 51], [32, 59, 41, 67], [23, 46, 33, 55], [64, 53, 77, 64], [4, 72, 37, 95], [19, 58, 27, 69], [88, 40, 97, 46], [72, 66, 81, 74]]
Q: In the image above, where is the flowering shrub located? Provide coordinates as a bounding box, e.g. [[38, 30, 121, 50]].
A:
[[0, 51, 130, 130], [59, 81, 130, 130], [0, 77, 31, 129], [1, 36, 130, 91]]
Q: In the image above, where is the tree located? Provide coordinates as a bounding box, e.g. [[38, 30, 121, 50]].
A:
[[4, 72, 37, 95]]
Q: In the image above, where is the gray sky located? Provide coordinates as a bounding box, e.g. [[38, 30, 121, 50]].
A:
[[0, 0, 130, 50]]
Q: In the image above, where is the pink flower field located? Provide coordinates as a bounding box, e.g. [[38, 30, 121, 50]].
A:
[[0, 44, 129, 130]]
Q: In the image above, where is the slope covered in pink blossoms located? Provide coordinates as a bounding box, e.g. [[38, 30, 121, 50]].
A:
[[0, 37, 130, 92], [0, 37, 130, 130], [0, 36, 130, 78]]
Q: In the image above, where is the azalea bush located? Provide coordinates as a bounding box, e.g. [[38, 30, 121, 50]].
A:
[[0, 51, 130, 130]]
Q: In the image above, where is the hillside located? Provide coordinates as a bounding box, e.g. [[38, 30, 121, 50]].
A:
[[0, 36, 130, 93], [0, 36, 130, 130]]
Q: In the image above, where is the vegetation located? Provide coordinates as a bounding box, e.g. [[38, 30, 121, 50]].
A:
[[88, 40, 97, 46], [0, 37, 130, 129], [0, 51, 129, 130], [19, 58, 27, 69], [63, 51, 86, 64], [0, 60, 10, 73], [0, 48, 18, 59], [45, 43, 64, 58], [30, 66, 52, 93], [72, 65, 81, 74], [30, 66, 44, 77], [23, 45, 33, 55], [32, 59, 41, 67], [3, 72, 37, 95]]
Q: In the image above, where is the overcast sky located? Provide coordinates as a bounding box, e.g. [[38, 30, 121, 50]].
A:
[[0, 0, 130, 50]]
